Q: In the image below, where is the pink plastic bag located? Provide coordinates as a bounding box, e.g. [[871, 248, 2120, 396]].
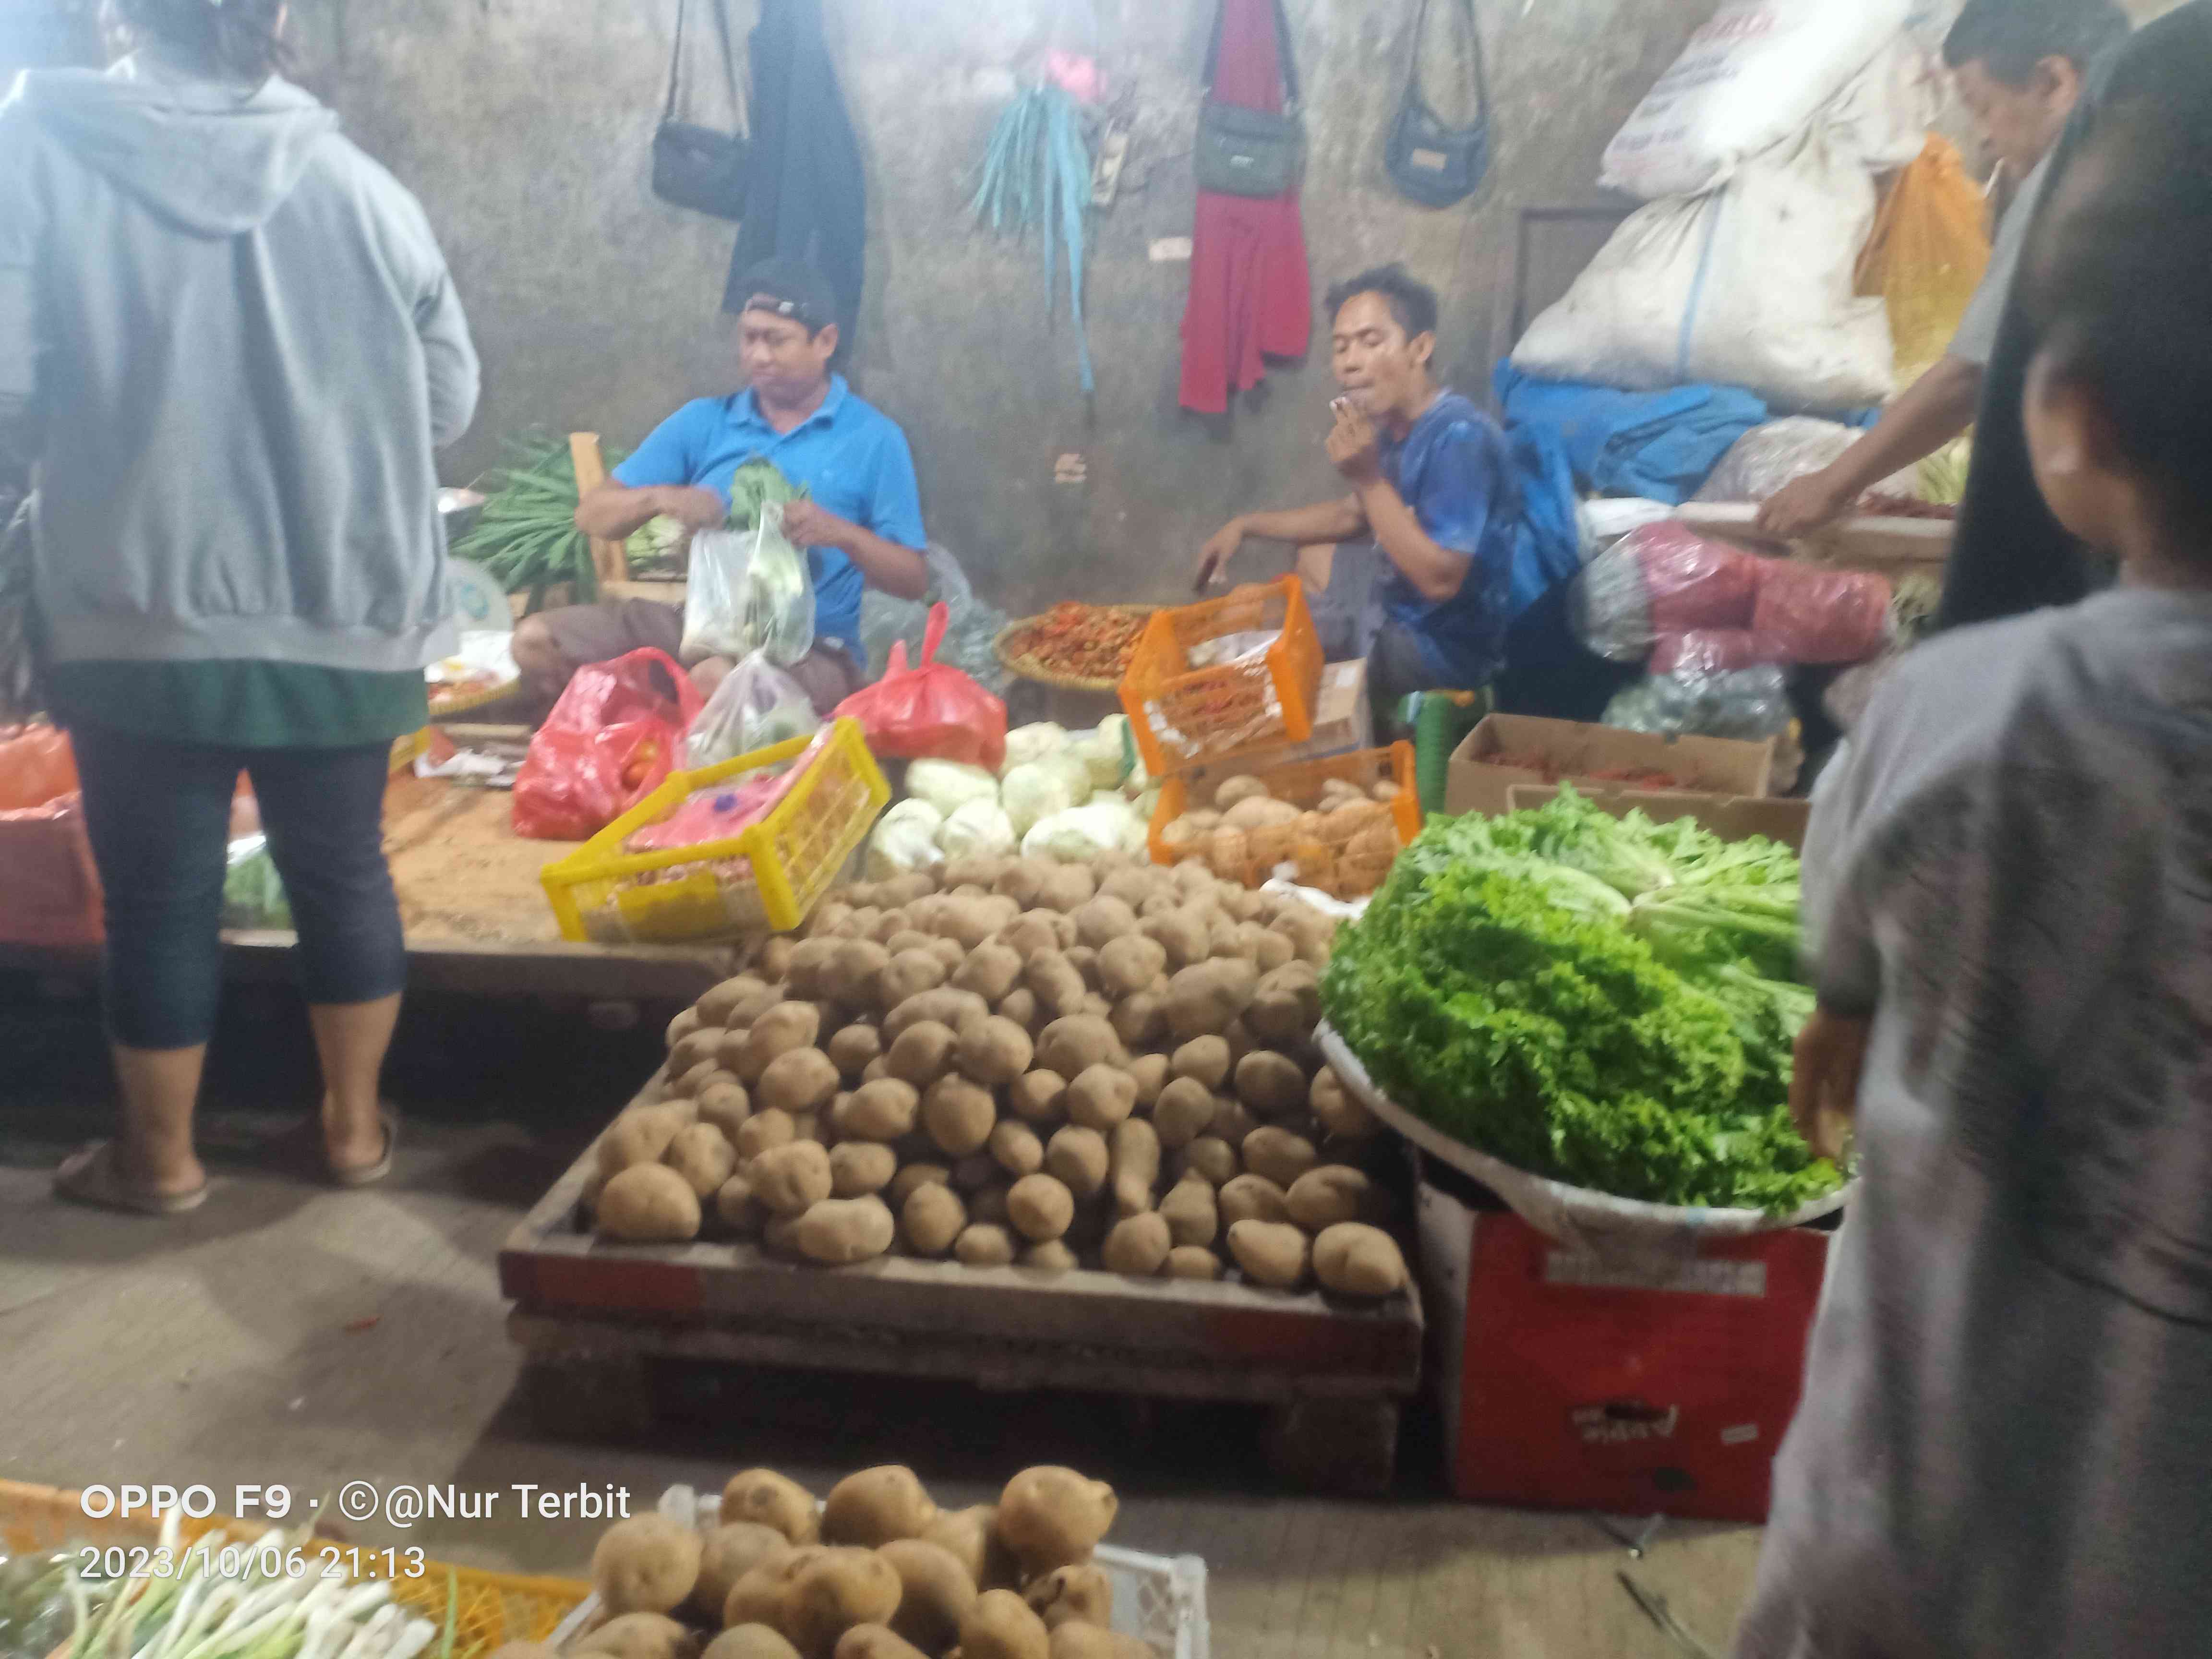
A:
[[1574, 523, 1762, 661], [1752, 563, 1893, 665], [512, 649, 704, 842], [833, 603, 1008, 772]]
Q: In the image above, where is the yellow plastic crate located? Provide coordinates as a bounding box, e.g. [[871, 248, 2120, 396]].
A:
[[541, 718, 890, 944], [0, 1480, 587, 1656]]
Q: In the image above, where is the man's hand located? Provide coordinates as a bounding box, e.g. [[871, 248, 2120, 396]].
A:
[[654, 485, 731, 531], [779, 499, 858, 552], [1326, 400, 1382, 489], [1195, 519, 1246, 592], [1755, 469, 1860, 541], [1789, 1005, 1871, 1165]]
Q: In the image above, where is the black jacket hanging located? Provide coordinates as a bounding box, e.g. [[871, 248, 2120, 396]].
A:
[[1386, 0, 1492, 209], [723, 0, 866, 338], [651, 0, 750, 220]]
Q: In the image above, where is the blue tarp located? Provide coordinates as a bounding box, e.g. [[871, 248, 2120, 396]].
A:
[[1505, 421, 1583, 620], [1492, 362, 1770, 505]]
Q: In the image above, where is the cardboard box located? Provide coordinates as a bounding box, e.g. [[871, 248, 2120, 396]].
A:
[[1224, 657, 1370, 769], [1419, 1173, 1831, 1522], [1504, 783, 1812, 853], [1445, 713, 1774, 818]]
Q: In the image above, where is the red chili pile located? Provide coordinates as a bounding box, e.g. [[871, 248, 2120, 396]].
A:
[[1004, 602, 1150, 682]]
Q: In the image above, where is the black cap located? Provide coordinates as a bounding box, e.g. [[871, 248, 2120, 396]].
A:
[[736, 257, 839, 334]]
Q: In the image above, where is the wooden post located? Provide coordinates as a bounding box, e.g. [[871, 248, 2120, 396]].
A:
[[569, 432, 630, 587]]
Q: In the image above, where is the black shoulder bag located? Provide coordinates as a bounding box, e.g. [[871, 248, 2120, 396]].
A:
[[651, 0, 750, 220], [1195, 0, 1305, 199], [1386, 0, 1492, 209]]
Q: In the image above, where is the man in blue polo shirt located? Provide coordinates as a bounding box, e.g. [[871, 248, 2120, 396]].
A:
[[515, 258, 927, 711], [1194, 264, 1515, 731]]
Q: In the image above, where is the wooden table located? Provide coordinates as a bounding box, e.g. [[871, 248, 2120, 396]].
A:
[[502, 1078, 1426, 1494], [1673, 501, 1954, 584]]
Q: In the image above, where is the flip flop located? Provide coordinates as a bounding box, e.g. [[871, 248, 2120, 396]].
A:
[[328, 1108, 399, 1189], [53, 1142, 209, 1215]]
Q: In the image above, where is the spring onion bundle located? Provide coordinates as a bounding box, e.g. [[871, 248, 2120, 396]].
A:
[[454, 435, 684, 605], [971, 85, 1096, 394]]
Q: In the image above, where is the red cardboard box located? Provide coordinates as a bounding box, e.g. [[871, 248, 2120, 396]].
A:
[[1419, 1177, 1831, 1522]]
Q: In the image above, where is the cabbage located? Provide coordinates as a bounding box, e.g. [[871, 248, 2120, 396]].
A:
[[941, 798, 1018, 860], [906, 758, 1001, 819], [1000, 721, 1069, 778], [867, 798, 943, 878], [1036, 751, 1095, 812], [1071, 731, 1125, 792], [1022, 800, 1147, 864], [1001, 761, 1078, 839]]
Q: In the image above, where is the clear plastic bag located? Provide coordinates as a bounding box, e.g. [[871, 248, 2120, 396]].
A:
[[1604, 664, 1794, 745], [684, 649, 822, 769], [683, 500, 816, 667], [1570, 522, 1762, 661], [222, 834, 292, 929], [1693, 416, 1923, 505], [860, 543, 1010, 693]]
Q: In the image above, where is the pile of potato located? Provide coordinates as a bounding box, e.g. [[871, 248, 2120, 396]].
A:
[[1155, 771, 1403, 898], [537, 1462, 1142, 1659], [587, 852, 1409, 1300]]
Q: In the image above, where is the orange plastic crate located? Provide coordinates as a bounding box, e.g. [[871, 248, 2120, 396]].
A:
[[1149, 743, 1420, 896], [1118, 577, 1323, 777]]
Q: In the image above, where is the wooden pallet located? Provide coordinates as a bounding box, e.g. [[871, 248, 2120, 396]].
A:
[[501, 1083, 1423, 1492]]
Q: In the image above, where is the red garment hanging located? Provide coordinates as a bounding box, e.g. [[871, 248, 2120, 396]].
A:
[[1179, 0, 1313, 414]]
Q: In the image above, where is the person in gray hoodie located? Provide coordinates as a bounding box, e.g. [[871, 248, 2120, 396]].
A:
[[0, 0, 479, 1213]]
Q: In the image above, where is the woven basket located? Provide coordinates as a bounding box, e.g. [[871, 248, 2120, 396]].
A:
[[992, 603, 1157, 692]]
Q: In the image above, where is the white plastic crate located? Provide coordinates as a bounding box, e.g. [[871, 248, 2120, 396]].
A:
[[546, 1484, 1209, 1659]]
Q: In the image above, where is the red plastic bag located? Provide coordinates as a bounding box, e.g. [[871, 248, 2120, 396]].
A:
[[1752, 562, 1893, 665], [512, 649, 703, 842], [1574, 523, 1761, 661], [833, 603, 1008, 771], [0, 722, 78, 811], [0, 792, 103, 946]]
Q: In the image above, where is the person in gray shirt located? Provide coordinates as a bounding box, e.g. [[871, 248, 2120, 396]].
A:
[[1756, 0, 2129, 540]]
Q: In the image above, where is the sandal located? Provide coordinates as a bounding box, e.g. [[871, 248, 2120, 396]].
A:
[[328, 1108, 399, 1189], [54, 1142, 210, 1215], [268, 1106, 400, 1188]]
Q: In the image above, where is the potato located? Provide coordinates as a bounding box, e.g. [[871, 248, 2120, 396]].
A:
[[1286, 1165, 1374, 1230], [745, 1002, 823, 1076], [1234, 1051, 1308, 1118], [1100, 1212, 1170, 1277], [1211, 776, 1268, 810], [958, 1016, 1034, 1086], [1125, 1052, 1169, 1110], [878, 946, 947, 1009], [592, 1515, 703, 1615], [996, 987, 1041, 1033], [666, 1122, 739, 1199], [715, 1174, 765, 1236], [1022, 1239, 1081, 1272], [597, 1163, 703, 1243], [1151, 1078, 1218, 1150], [757, 934, 798, 978], [668, 1008, 706, 1052], [1166, 1245, 1223, 1281], [1109, 1119, 1160, 1217], [886, 1021, 959, 1087], [575, 1615, 699, 1659], [723, 1547, 826, 1630], [874, 1538, 976, 1654], [600, 1103, 693, 1178], [992, 860, 1048, 910], [921, 1075, 998, 1157], [693, 1524, 793, 1621], [825, 1024, 882, 1080], [889, 1162, 950, 1206], [885, 986, 992, 1044], [735, 1109, 797, 1162], [1043, 1126, 1108, 1197], [759, 1047, 841, 1118], [1022, 1565, 1111, 1633], [1308, 1066, 1379, 1142], [1244, 964, 1322, 1046], [1069, 896, 1136, 950], [1099, 990, 1160, 1053], [1158, 815, 1204, 855], [1223, 795, 1299, 832], [900, 1182, 967, 1256], [1046, 1627, 1152, 1659], [1271, 906, 1334, 968], [1036, 865, 1096, 912], [1163, 959, 1258, 1042], [1312, 1222, 1408, 1298], [954, 1224, 1017, 1266], [834, 1078, 920, 1143], [1037, 1015, 1120, 1079], [1218, 1173, 1290, 1227], [995, 913, 1061, 963], [825, 939, 890, 1009], [958, 1590, 1050, 1659], [1006, 1069, 1068, 1126], [751, 1142, 834, 1217], [996, 1469, 1118, 1577], [1179, 1136, 1239, 1187], [1007, 1173, 1076, 1242], [1064, 1064, 1137, 1133], [821, 1466, 937, 1548], [922, 1506, 1018, 1594], [1063, 945, 1103, 993], [1094, 934, 1166, 1000], [989, 1119, 1046, 1178], [697, 1080, 752, 1142], [697, 974, 769, 1027], [926, 935, 968, 974], [944, 855, 1010, 891], [1157, 1175, 1219, 1248], [669, 1027, 719, 1073], [785, 1549, 903, 1659], [1241, 1126, 1318, 1190], [1211, 1099, 1262, 1147], [1227, 1218, 1310, 1288], [1138, 910, 1210, 971], [1024, 950, 1088, 1020], [1168, 1035, 1230, 1091], [828, 1142, 898, 1198], [952, 941, 1025, 1003], [708, 1631, 801, 1659]]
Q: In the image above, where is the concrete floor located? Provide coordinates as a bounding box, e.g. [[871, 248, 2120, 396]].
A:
[[0, 975, 1766, 1659]]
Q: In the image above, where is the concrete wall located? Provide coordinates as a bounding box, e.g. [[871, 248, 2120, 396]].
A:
[[285, 0, 1708, 613]]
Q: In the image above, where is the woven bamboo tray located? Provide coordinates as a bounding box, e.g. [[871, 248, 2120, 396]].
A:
[[992, 603, 1157, 692]]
